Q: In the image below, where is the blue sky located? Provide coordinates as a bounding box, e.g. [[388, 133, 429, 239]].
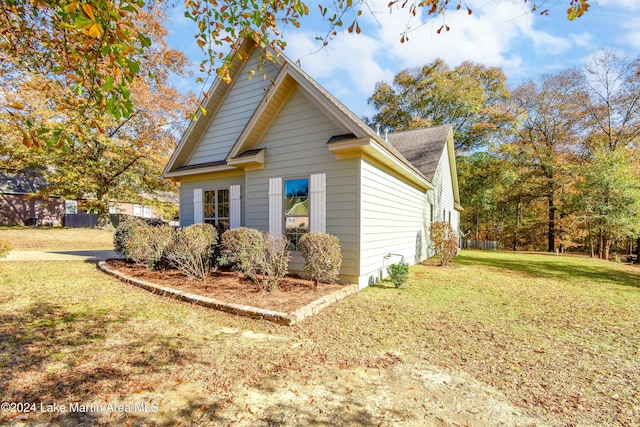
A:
[[165, 0, 640, 119]]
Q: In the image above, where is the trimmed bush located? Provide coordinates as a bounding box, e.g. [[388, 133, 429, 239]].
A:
[[127, 224, 174, 270], [166, 223, 218, 282], [299, 232, 342, 287], [387, 262, 409, 288], [430, 221, 458, 266], [0, 240, 12, 258], [221, 227, 264, 282], [261, 233, 291, 291], [113, 217, 147, 257]]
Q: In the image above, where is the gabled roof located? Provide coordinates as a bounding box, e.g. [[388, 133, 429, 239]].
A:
[[164, 37, 461, 199], [386, 125, 452, 181], [387, 125, 463, 212], [164, 38, 265, 176]]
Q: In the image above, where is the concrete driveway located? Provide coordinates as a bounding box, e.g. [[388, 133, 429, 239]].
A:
[[1, 250, 123, 262]]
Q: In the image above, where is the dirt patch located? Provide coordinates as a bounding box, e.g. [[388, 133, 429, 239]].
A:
[[129, 357, 544, 427], [105, 260, 347, 314]]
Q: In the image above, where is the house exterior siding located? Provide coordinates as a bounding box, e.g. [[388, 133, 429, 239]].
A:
[[0, 194, 64, 226], [426, 146, 460, 236], [186, 55, 281, 166], [165, 41, 462, 289], [358, 158, 430, 287], [244, 88, 360, 279]]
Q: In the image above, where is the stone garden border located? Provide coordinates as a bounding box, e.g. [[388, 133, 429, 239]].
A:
[[98, 261, 359, 325]]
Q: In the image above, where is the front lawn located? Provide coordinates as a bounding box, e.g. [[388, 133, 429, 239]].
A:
[[1, 251, 638, 426], [0, 227, 114, 251]]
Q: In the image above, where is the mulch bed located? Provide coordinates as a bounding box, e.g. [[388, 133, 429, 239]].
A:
[[105, 260, 347, 313]]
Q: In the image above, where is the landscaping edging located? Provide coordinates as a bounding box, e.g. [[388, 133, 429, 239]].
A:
[[97, 261, 359, 325]]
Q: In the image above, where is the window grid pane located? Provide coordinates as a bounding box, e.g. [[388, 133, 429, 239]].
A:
[[204, 189, 229, 227], [284, 177, 309, 250]]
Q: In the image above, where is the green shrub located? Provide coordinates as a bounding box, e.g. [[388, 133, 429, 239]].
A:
[[127, 224, 174, 270], [299, 232, 342, 287], [113, 217, 147, 257], [166, 223, 218, 282], [0, 240, 12, 258], [261, 233, 290, 291], [221, 227, 264, 282], [387, 262, 409, 288], [429, 221, 458, 266]]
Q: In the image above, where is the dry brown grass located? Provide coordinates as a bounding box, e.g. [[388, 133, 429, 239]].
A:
[[0, 227, 114, 250], [1, 251, 639, 426]]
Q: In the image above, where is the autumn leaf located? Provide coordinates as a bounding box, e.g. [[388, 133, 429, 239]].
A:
[[81, 3, 96, 20], [87, 23, 104, 38]]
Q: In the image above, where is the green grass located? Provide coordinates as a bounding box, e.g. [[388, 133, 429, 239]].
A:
[[1, 250, 639, 425], [0, 227, 114, 250]]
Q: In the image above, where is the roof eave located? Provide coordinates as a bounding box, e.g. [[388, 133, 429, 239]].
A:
[[227, 149, 266, 170], [163, 164, 238, 179], [329, 138, 434, 191]]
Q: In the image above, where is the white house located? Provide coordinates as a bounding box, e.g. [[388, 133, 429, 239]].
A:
[[164, 38, 462, 288]]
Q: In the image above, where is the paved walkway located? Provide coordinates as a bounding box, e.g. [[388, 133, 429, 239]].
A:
[[1, 250, 123, 262]]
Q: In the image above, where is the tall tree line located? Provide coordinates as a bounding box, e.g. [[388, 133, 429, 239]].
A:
[[368, 51, 640, 259]]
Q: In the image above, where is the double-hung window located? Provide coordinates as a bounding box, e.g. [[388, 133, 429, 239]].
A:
[[284, 177, 309, 250], [204, 189, 229, 230]]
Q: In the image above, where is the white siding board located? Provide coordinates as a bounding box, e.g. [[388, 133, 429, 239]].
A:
[[358, 159, 430, 287], [186, 53, 281, 166], [426, 146, 460, 235]]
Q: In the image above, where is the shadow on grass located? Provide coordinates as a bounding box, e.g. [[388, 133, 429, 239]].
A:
[[457, 251, 640, 289], [0, 300, 202, 426]]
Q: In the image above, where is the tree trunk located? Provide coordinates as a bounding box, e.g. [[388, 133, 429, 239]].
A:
[[601, 232, 611, 260], [635, 237, 640, 264], [94, 195, 114, 230], [513, 199, 520, 251], [547, 194, 556, 253]]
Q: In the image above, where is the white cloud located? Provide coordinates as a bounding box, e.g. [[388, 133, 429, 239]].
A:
[[279, 0, 627, 115], [596, 0, 640, 11], [286, 30, 395, 114]]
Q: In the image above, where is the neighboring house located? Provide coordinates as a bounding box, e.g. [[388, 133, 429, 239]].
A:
[[0, 170, 64, 226], [164, 38, 462, 287], [0, 170, 176, 226]]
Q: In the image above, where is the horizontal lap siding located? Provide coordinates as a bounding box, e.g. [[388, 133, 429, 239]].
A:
[[245, 88, 359, 279], [359, 159, 429, 287], [187, 55, 280, 165], [179, 175, 245, 226], [427, 148, 460, 236]]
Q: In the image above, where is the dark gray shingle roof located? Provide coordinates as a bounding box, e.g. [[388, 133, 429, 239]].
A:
[[0, 170, 50, 195], [386, 124, 452, 181], [172, 160, 227, 172]]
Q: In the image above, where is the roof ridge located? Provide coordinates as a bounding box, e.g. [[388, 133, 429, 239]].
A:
[[388, 123, 452, 136]]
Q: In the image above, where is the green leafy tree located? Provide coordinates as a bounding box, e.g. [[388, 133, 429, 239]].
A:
[[457, 151, 520, 245], [1, 0, 152, 146], [576, 147, 640, 260], [367, 60, 512, 151], [575, 51, 640, 258], [0, 6, 190, 228], [502, 70, 587, 252]]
